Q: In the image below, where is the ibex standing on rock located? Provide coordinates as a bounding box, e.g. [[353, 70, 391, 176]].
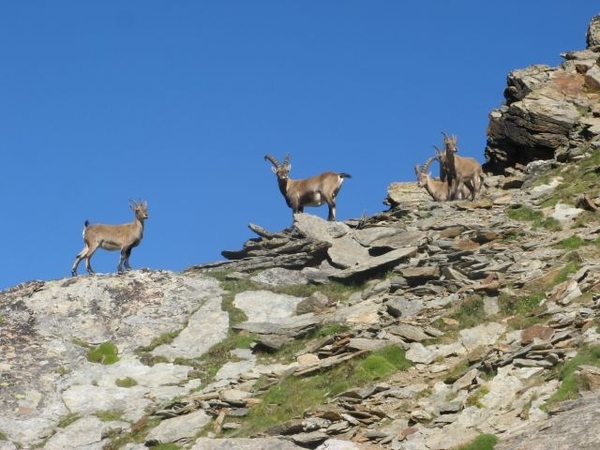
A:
[[264, 154, 351, 221], [71, 200, 149, 276], [439, 132, 484, 201]]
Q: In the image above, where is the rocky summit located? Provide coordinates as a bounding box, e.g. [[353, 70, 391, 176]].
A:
[[3, 14, 600, 450]]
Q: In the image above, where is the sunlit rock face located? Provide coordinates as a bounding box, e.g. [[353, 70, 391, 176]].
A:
[[483, 15, 600, 175]]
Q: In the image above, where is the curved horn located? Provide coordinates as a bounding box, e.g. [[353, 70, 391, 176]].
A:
[[422, 156, 437, 174], [433, 145, 443, 157], [264, 154, 280, 167], [283, 153, 290, 165]]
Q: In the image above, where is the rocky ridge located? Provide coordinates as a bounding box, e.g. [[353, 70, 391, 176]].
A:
[[2, 13, 600, 450]]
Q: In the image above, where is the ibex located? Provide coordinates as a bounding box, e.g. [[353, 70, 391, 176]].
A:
[[71, 200, 149, 276], [264, 154, 351, 221], [415, 156, 452, 202], [415, 156, 470, 201], [439, 132, 484, 201]]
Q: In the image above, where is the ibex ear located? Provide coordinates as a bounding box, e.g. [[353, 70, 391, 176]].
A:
[[288, 164, 292, 171]]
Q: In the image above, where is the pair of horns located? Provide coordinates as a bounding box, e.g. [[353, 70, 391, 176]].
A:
[[264, 154, 290, 167]]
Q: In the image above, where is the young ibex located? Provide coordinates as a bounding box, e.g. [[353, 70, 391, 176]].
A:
[[439, 133, 484, 201], [264, 154, 351, 221], [71, 200, 149, 276]]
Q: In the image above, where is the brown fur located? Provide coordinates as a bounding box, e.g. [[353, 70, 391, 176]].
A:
[[265, 154, 351, 221], [71, 200, 149, 276], [440, 133, 484, 201]]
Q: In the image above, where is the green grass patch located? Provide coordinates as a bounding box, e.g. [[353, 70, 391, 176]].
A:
[[556, 235, 586, 250], [432, 295, 487, 339], [465, 386, 489, 408], [353, 346, 412, 382], [87, 342, 119, 365], [555, 261, 580, 284], [115, 377, 137, 388], [457, 433, 498, 450], [95, 410, 124, 422], [544, 345, 600, 409], [498, 261, 580, 329], [230, 345, 412, 437], [449, 295, 485, 330], [57, 412, 80, 428], [506, 205, 544, 223], [505, 205, 562, 231], [498, 292, 544, 330], [540, 217, 562, 231], [192, 330, 260, 386], [134, 329, 181, 365]]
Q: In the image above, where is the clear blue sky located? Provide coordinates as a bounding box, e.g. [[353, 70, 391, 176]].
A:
[[1, 2, 597, 290]]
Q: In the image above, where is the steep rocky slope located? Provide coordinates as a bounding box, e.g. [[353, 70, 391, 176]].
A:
[[3, 14, 600, 450]]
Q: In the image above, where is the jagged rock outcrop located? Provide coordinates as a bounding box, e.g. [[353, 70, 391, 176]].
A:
[[587, 14, 600, 49], [483, 15, 600, 174]]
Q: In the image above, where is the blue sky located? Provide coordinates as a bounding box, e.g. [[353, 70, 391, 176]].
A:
[[0, 2, 597, 290]]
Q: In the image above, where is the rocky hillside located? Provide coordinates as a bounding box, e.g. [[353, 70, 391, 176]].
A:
[[3, 14, 600, 450]]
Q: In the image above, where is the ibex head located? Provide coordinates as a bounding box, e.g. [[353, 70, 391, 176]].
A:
[[265, 153, 291, 179], [129, 199, 149, 220], [415, 156, 437, 188], [442, 132, 459, 154]]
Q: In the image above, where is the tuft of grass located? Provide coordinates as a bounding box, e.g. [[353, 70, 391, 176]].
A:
[[498, 261, 580, 330], [115, 377, 137, 388], [95, 410, 124, 422], [505, 205, 562, 231], [449, 295, 485, 330], [540, 217, 562, 231], [87, 342, 119, 365], [556, 235, 586, 250], [57, 412, 80, 428], [457, 433, 499, 450], [433, 295, 486, 337], [544, 345, 600, 409], [230, 345, 412, 437], [498, 292, 544, 330], [506, 205, 544, 223], [465, 386, 489, 408], [192, 330, 260, 386], [134, 329, 181, 365]]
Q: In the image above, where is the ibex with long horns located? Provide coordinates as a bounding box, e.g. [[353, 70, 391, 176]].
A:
[[264, 153, 351, 221]]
